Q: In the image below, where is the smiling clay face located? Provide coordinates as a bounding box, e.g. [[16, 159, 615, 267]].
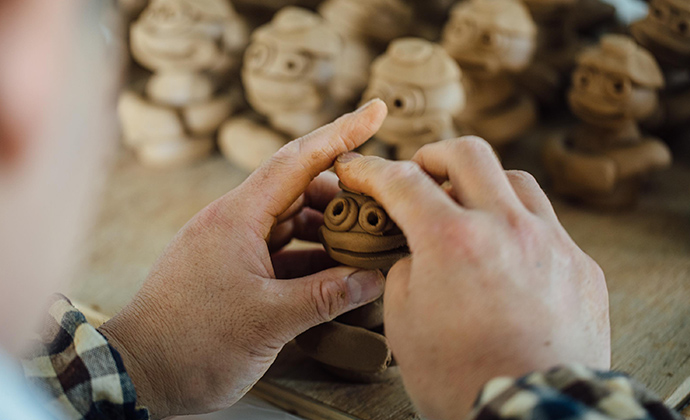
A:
[[363, 38, 464, 146], [441, 0, 536, 75], [242, 7, 340, 115], [631, 0, 690, 67], [568, 35, 664, 127], [130, 0, 237, 72], [319, 186, 408, 271]]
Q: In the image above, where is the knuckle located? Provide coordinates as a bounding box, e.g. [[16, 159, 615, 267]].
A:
[[454, 136, 494, 156], [310, 278, 348, 322], [507, 170, 540, 188]]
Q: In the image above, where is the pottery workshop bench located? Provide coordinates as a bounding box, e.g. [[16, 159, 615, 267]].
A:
[[68, 142, 690, 420]]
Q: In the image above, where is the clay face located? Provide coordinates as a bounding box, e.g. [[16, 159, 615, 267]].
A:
[[319, 0, 413, 44], [362, 38, 464, 148], [242, 8, 340, 115], [630, 0, 690, 67], [442, 0, 537, 75], [568, 35, 664, 128], [319, 186, 408, 270], [131, 0, 243, 72]]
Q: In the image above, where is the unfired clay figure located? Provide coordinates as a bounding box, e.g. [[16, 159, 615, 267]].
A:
[[544, 35, 672, 208], [319, 0, 413, 103], [442, 0, 538, 148], [219, 8, 348, 171], [361, 38, 466, 160], [518, 0, 581, 107], [118, 0, 249, 167], [297, 185, 408, 382], [631, 0, 690, 130]]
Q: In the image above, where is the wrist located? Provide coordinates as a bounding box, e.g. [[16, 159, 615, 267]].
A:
[[98, 296, 177, 419]]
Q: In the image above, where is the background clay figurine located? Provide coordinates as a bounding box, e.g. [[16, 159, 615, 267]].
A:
[[296, 184, 409, 382], [118, 0, 249, 168], [218, 7, 347, 171], [630, 0, 690, 132], [361, 38, 465, 160], [543, 35, 672, 209], [318, 0, 413, 104], [517, 0, 581, 108], [442, 0, 538, 149]]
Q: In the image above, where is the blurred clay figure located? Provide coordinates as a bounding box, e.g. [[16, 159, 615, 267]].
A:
[[319, 0, 413, 103], [118, 0, 249, 167], [442, 0, 537, 149], [631, 0, 690, 131], [518, 0, 580, 107], [361, 38, 465, 160], [544, 35, 672, 209], [219, 7, 347, 171]]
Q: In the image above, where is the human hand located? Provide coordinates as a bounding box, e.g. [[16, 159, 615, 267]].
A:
[[99, 100, 388, 418], [334, 137, 611, 420]]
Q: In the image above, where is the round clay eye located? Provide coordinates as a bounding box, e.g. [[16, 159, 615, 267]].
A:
[[245, 43, 272, 70], [388, 88, 425, 116], [480, 32, 493, 46], [677, 20, 689, 35], [324, 197, 359, 232], [358, 201, 389, 235], [606, 75, 631, 98], [652, 2, 668, 21], [283, 52, 311, 76], [573, 69, 589, 89]]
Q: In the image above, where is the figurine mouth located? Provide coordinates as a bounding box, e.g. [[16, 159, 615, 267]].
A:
[[569, 95, 625, 122], [324, 244, 410, 271], [138, 33, 197, 60]]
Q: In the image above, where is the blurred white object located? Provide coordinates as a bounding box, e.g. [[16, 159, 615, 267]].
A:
[[182, 394, 304, 420]]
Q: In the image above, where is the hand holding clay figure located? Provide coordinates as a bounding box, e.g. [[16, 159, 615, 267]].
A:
[[334, 138, 611, 420], [99, 100, 389, 418]]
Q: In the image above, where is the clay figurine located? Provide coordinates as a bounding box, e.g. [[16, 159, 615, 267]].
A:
[[219, 7, 349, 171], [361, 38, 466, 160], [442, 0, 538, 149], [543, 35, 672, 209], [296, 184, 409, 382], [630, 0, 690, 131], [318, 0, 413, 103], [517, 0, 581, 107], [118, 0, 249, 167]]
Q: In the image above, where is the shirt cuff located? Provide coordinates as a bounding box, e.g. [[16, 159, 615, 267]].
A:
[[21, 295, 149, 420], [469, 365, 683, 420]]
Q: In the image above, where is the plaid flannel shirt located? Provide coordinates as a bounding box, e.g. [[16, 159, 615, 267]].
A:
[[18, 296, 682, 420], [21, 295, 148, 420]]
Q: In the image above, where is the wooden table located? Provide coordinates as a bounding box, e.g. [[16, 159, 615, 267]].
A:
[[68, 138, 690, 420]]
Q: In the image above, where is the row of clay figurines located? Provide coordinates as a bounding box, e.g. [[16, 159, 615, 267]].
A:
[[118, 0, 685, 210]]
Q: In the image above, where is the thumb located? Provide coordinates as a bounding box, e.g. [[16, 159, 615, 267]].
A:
[[277, 266, 385, 338]]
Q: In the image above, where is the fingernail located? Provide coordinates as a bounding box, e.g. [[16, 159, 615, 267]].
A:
[[347, 270, 385, 304], [355, 98, 382, 114], [337, 151, 362, 164]]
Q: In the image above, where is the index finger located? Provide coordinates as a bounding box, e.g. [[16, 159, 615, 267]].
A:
[[334, 154, 461, 251], [234, 99, 387, 236]]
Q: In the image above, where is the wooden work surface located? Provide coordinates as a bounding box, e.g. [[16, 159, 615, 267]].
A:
[[69, 137, 690, 420]]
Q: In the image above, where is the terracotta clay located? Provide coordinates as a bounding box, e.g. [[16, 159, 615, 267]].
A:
[[118, 0, 249, 167], [319, 0, 413, 103], [442, 0, 538, 148], [543, 35, 672, 208], [362, 38, 466, 160], [319, 186, 409, 270], [219, 7, 349, 171], [631, 0, 690, 130], [296, 186, 408, 382], [517, 0, 581, 107]]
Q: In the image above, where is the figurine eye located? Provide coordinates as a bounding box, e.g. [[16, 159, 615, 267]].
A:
[[388, 89, 424, 116], [606, 75, 631, 98], [573, 68, 590, 90], [324, 197, 359, 232], [359, 202, 390, 235], [283, 52, 312, 76], [677, 20, 689, 36], [245, 43, 272, 71], [652, 2, 669, 21], [480, 31, 494, 46]]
